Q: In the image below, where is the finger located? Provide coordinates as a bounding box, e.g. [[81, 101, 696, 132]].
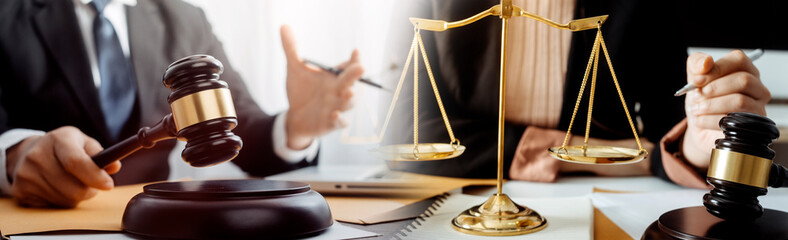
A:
[[39, 165, 97, 206], [326, 111, 341, 129], [15, 169, 75, 208], [336, 63, 364, 90], [34, 145, 98, 204], [691, 114, 727, 130], [336, 49, 360, 70], [84, 136, 103, 156], [689, 93, 766, 116], [699, 71, 770, 101], [334, 115, 348, 129], [687, 52, 714, 76], [697, 50, 759, 86], [337, 90, 354, 112], [280, 25, 301, 65], [84, 137, 120, 174], [52, 133, 114, 190], [17, 195, 50, 208], [13, 184, 52, 208], [105, 161, 122, 175]]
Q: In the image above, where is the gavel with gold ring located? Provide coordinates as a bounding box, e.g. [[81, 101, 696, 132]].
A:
[[703, 112, 788, 220], [642, 112, 788, 240], [91, 55, 243, 168]]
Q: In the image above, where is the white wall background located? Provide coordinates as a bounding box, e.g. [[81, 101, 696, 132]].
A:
[[181, 0, 399, 171]]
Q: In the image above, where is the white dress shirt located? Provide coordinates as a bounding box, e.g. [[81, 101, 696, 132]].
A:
[[0, 0, 317, 196]]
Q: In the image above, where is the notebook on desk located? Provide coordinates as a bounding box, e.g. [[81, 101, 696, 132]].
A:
[[265, 165, 426, 195]]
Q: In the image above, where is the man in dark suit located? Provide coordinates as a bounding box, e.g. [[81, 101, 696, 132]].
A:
[[0, 0, 363, 207]]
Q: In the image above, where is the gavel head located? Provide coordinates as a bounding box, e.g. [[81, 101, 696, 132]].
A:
[[703, 112, 779, 221], [162, 55, 243, 167]]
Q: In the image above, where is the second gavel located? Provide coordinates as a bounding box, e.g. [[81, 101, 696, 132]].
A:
[[703, 112, 788, 221], [642, 113, 788, 240], [91, 55, 243, 168]]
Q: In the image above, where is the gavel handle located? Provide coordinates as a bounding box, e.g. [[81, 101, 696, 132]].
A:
[[770, 163, 788, 188], [92, 114, 178, 168]]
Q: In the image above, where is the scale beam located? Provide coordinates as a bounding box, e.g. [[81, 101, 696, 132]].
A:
[[409, 4, 608, 32]]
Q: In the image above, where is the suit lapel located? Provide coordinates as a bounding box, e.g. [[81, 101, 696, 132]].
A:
[[32, 0, 109, 140], [127, 0, 171, 127]]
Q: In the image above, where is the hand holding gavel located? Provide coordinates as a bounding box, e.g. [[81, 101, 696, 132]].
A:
[[92, 55, 243, 168], [8, 55, 242, 207]]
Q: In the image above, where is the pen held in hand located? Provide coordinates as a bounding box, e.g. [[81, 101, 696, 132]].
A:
[[674, 49, 764, 97], [303, 59, 388, 91]]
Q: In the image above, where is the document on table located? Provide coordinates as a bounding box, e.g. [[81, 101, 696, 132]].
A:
[[0, 183, 145, 236], [591, 188, 788, 239], [0, 181, 380, 239], [394, 194, 593, 240], [9, 221, 378, 240]]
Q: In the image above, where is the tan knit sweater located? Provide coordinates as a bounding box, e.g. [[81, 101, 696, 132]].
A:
[[504, 0, 575, 128]]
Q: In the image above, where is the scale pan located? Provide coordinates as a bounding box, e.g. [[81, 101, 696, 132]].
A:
[[378, 143, 465, 161], [548, 145, 646, 165]]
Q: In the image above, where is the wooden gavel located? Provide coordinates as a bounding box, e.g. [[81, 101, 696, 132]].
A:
[[703, 112, 788, 221], [92, 55, 243, 168]]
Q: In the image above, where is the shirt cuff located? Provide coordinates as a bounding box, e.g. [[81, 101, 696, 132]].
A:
[[0, 129, 46, 196], [659, 119, 711, 189], [273, 112, 319, 164]]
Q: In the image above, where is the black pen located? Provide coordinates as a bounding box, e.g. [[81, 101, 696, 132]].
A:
[[303, 59, 387, 91]]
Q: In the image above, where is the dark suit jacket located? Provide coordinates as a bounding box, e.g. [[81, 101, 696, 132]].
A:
[[0, 0, 310, 185], [385, 0, 788, 180]]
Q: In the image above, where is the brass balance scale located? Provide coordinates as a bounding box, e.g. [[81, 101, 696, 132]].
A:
[[372, 0, 647, 236]]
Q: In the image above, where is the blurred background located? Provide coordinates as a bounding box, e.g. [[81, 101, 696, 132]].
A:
[[172, 0, 788, 178], [173, 0, 400, 179]]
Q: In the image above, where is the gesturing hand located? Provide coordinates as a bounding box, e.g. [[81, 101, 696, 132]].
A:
[[7, 126, 121, 208], [682, 50, 770, 169], [279, 25, 364, 150]]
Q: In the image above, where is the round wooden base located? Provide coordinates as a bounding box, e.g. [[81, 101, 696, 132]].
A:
[[642, 206, 788, 240], [122, 179, 333, 239]]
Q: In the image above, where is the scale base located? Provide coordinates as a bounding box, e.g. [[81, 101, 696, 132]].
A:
[[642, 206, 788, 240], [451, 194, 547, 236]]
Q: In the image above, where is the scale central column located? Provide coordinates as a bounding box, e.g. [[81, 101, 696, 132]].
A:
[[450, 0, 548, 236], [496, 9, 509, 196]]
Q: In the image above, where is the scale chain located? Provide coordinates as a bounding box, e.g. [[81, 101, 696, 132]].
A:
[[561, 29, 601, 149], [377, 35, 417, 142], [416, 33, 458, 146], [559, 27, 644, 153], [584, 30, 602, 152], [413, 31, 420, 158], [598, 28, 644, 151]]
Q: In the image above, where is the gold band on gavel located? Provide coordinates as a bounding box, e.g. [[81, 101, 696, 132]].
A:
[[707, 148, 772, 188], [170, 88, 237, 132]]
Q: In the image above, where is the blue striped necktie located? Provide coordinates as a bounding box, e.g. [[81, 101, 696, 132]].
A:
[[90, 0, 136, 141]]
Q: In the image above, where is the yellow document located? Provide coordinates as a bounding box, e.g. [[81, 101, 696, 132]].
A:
[[0, 183, 144, 236]]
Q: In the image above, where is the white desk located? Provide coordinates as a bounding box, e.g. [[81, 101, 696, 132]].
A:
[[7, 176, 788, 240]]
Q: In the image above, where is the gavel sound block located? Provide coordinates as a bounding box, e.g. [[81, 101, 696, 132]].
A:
[[642, 113, 788, 240], [91, 55, 333, 239]]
